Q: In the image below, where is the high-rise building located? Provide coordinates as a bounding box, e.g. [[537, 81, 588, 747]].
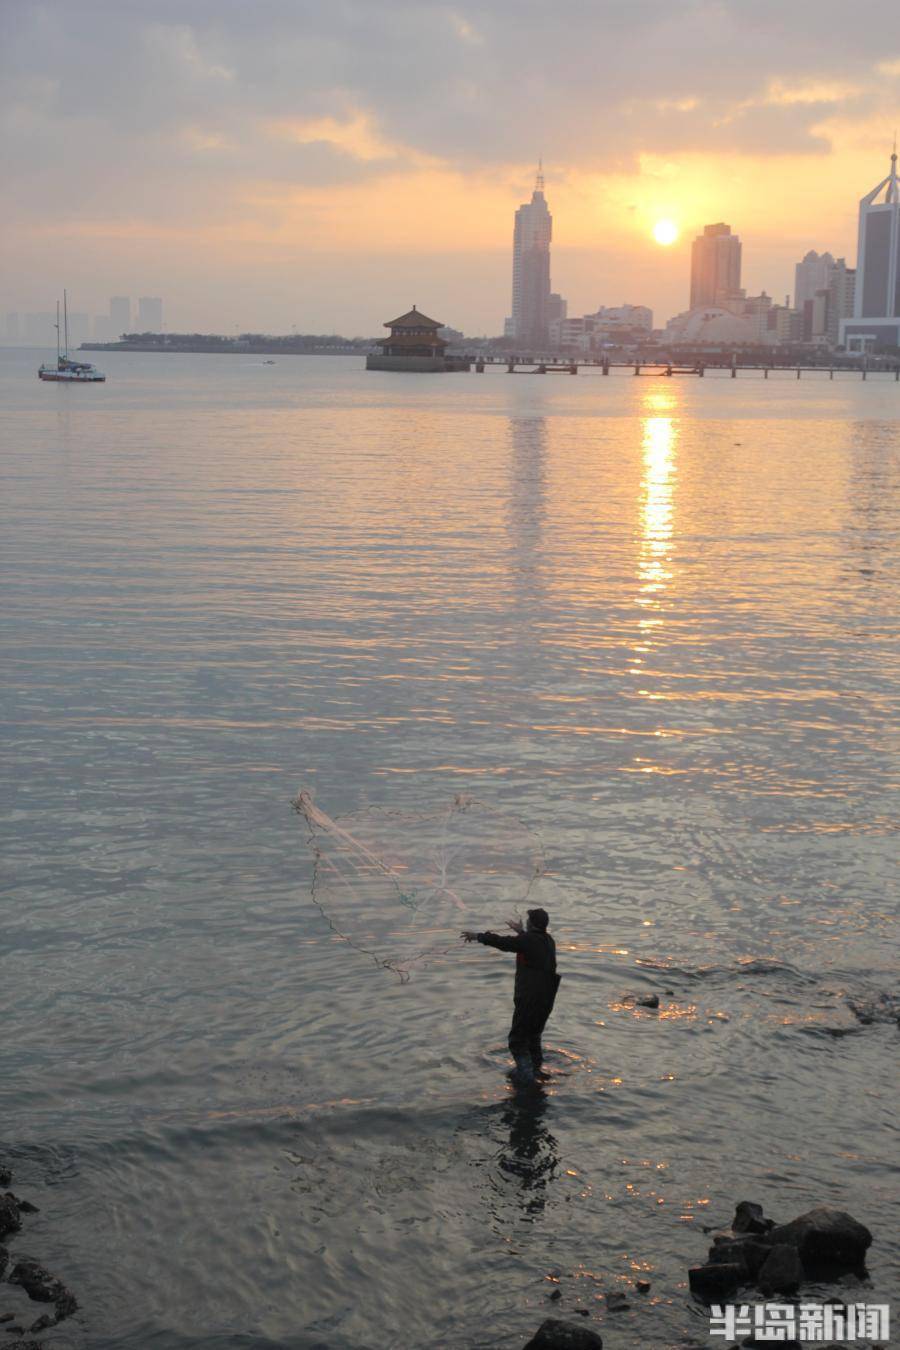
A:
[[137, 297, 163, 331], [841, 150, 900, 351], [110, 297, 131, 336], [507, 166, 553, 349], [794, 250, 835, 319], [689, 223, 742, 309], [826, 258, 855, 347]]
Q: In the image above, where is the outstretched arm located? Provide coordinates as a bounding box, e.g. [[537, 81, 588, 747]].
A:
[[461, 930, 527, 952]]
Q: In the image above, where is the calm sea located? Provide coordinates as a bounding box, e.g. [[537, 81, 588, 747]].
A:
[[2, 347, 898, 1349]]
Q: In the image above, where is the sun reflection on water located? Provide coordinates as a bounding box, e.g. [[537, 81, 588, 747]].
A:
[[638, 409, 678, 604]]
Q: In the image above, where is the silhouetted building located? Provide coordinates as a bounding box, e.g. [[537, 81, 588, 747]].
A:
[[110, 297, 131, 337], [690, 223, 742, 309], [841, 150, 900, 351], [507, 165, 553, 349], [137, 297, 162, 331]]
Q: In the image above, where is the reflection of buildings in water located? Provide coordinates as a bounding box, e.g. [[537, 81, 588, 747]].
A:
[[507, 416, 548, 604], [495, 1092, 559, 1220]]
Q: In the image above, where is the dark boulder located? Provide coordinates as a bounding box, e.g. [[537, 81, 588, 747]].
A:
[[635, 1279, 651, 1293], [9, 1260, 78, 1319], [0, 1193, 21, 1240], [523, 1319, 603, 1349], [768, 1207, 872, 1277], [688, 1263, 744, 1301], [757, 1244, 803, 1294], [708, 1236, 772, 1279], [637, 994, 660, 1009], [732, 1201, 773, 1236]]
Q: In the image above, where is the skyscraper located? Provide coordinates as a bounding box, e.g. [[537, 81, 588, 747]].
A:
[[794, 250, 835, 315], [110, 297, 131, 336], [137, 297, 163, 331], [689, 223, 742, 309], [507, 166, 553, 349], [841, 150, 900, 351]]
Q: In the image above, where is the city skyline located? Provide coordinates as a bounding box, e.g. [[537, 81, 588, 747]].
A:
[[3, 2, 899, 335]]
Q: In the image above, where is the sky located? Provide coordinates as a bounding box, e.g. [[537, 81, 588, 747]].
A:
[[2, 0, 899, 336]]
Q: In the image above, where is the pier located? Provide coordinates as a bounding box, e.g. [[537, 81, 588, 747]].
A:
[[467, 357, 900, 380]]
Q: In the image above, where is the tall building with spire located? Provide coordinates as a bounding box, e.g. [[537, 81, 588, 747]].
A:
[[507, 164, 553, 349], [689, 223, 743, 309], [841, 148, 900, 352]]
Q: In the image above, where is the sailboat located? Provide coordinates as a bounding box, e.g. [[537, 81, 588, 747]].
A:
[[38, 292, 106, 382]]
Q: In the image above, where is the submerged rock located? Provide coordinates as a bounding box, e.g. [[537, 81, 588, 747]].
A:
[[523, 1319, 603, 1349], [635, 1278, 651, 1293], [0, 1194, 21, 1239], [768, 1207, 872, 1277], [846, 992, 900, 1026], [9, 1260, 78, 1319], [637, 993, 659, 1008], [604, 1291, 630, 1311]]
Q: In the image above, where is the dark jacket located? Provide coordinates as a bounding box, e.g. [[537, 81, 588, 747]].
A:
[[477, 929, 558, 1009]]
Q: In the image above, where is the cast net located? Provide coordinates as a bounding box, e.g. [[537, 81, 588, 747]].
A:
[[292, 791, 545, 981]]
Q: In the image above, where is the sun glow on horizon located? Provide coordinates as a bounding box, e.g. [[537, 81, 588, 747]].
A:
[[652, 219, 679, 246]]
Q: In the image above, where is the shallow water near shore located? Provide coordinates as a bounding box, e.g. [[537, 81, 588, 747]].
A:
[[1, 348, 898, 1349]]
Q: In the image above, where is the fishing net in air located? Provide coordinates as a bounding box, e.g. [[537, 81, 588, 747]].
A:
[[293, 791, 545, 981]]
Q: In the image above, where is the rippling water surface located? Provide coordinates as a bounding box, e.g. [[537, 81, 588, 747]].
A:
[[2, 349, 898, 1349]]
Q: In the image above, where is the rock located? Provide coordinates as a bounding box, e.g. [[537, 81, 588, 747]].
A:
[[522, 1319, 603, 1349], [732, 1201, 773, 1235], [708, 1237, 772, 1279], [0, 1166, 11, 1187], [548, 1288, 562, 1301], [29, 1315, 55, 1333], [604, 1291, 630, 1311], [0, 1193, 21, 1240], [768, 1207, 872, 1277], [9, 1260, 78, 1319], [636, 1279, 651, 1293], [757, 1243, 803, 1294], [637, 994, 660, 1009], [16, 1199, 39, 1215], [688, 1263, 744, 1301]]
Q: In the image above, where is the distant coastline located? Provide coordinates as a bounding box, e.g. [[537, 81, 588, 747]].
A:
[[80, 333, 376, 357]]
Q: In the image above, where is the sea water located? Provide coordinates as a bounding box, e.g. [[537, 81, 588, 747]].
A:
[[1, 348, 898, 1348]]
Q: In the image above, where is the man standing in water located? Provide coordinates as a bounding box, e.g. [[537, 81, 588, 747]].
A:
[[462, 908, 560, 1085]]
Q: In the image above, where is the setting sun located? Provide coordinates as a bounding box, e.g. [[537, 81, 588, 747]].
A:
[[653, 219, 679, 246]]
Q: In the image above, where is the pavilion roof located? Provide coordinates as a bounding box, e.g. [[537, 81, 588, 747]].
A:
[[384, 306, 443, 329]]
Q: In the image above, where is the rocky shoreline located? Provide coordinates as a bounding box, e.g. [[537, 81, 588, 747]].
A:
[[0, 1164, 77, 1349]]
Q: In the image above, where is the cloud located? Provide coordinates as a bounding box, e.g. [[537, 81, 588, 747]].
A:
[[2, 0, 899, 331]]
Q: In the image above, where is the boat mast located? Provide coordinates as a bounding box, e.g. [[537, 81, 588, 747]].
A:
[[55, 300, 60, 364], [63, 290, 69, 360]]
